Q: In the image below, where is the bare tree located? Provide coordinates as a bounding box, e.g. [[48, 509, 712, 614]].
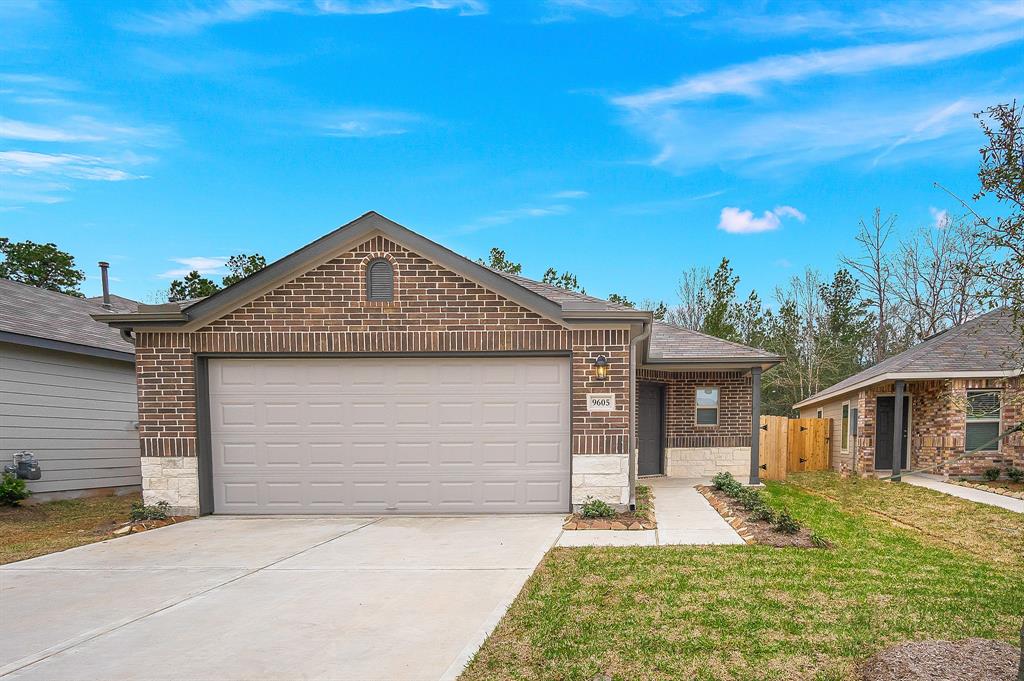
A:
[[841, 209, 902, 362], [666, 265, 710, 330], [770, 269, 829, 403]]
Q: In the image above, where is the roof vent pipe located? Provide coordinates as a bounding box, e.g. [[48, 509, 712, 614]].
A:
[[98, 261, 111, 309]]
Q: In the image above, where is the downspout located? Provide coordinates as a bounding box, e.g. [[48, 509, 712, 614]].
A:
[[628, 317, 653, 509]]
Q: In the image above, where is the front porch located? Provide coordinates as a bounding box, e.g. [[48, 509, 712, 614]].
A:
[[635, 365, 764, 486]]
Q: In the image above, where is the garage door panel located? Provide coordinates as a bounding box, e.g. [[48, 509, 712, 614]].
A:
[[209, 357, 570, 514]]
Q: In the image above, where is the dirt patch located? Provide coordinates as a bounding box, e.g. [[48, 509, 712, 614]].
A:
[[563, 485, 656, 531], [698, 486, 825, 549], [857, 638, 1021, 681]]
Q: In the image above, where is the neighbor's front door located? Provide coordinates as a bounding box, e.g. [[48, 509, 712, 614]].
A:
[[874, 395, 910, 471], [637, 383, 664, 476]]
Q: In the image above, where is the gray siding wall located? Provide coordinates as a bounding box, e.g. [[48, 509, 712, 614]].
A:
[[0, 342, 141, 494]]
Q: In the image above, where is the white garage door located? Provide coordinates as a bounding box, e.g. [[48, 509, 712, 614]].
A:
[[208, 357, 570, 514]]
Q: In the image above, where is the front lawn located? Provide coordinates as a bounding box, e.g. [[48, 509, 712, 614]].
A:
[[0, 492, 141, 565], [461, 474, 1023, 681]]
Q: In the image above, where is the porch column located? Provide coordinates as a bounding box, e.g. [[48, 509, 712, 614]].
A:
[[749, 366, 762, 485], [892, 380, 905, 482]]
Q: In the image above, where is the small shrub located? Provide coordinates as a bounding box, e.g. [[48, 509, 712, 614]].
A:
[[738, 488, 765, 510], [712, 472, 744, 497], [982, 467, 1001, 482], [810, 532, 832, 549], [0, 473, 30, 506], [748, 505, 776, 523], [1006, 467, 1023, 483], [580, 496, 616, 519], [129, 500, 171, 522], [773, 508, 801, 535]]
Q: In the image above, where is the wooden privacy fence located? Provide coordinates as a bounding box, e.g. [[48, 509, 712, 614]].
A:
[[758, 416, 832, 480]]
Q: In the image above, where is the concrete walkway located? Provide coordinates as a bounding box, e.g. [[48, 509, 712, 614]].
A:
[[0, 514, 564, 681], [903, 473, 1024, 513], [556, 477, 744, 547]]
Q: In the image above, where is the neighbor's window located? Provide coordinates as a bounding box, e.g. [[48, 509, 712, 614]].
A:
[[966, 390, 1001, 451], [841, 402, 850, 451], [816, 408, 823, 419], [695, 387, 719, 425], [366, 259, 394, 302]]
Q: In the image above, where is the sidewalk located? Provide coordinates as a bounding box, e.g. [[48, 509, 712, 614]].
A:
[[903, 473, 1023, 513], [556, 477, 744, 547]]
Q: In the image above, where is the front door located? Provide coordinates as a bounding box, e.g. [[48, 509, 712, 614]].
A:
[[875, 395, 910, 470], [637, 383, 664, 476]]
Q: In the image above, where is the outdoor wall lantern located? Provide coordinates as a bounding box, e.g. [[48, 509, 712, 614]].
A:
[[594, 355, 609, 381]]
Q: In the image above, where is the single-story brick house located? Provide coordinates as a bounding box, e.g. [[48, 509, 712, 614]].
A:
[[795, 308, 1023, 477], [95, 212, 780, 515], [1, 275, 141, 501]]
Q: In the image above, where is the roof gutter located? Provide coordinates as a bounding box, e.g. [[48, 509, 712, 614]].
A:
[[793, 368, 1024, 409], [628, 316, 653, 510]]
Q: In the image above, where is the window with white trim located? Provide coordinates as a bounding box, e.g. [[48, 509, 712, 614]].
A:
[[966, 390, 1001, 451], [695, 387, 719, 425], [841, 402, 850, 451]]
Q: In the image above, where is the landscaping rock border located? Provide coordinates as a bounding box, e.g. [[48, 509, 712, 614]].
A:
[[112, 516, 192, 536], [563, 486, 657, 531], [949, 480, 1024, 500], [698, 485, 827, 549]]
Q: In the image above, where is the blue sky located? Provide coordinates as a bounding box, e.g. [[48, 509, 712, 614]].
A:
[[1, 0, 1021, 305]]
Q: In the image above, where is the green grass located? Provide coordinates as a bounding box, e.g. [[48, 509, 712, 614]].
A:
[[461, 475, 1023, 681], [0, 493, 140, 565]]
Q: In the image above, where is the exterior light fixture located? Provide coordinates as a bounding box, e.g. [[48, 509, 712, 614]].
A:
[[594, 355, 609, 381]]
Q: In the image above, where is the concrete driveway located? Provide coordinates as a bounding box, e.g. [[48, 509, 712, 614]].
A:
[[0, 514, 563, 681]]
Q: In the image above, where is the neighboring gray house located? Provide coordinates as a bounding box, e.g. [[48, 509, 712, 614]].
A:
[[0, 278, 141, 501]]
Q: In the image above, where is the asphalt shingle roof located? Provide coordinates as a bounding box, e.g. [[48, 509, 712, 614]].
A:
[[1, 279, 136, 355], [797, 307, 1022, 407], [495, 272, 779, 364]]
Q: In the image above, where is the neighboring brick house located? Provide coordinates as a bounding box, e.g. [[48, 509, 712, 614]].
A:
[[795, 308, 1024, 477], [96, 212, 780, 515]]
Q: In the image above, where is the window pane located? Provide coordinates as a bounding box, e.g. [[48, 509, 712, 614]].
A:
[[696, 408, 718, 425], [966, 391, 1000, 420], [966, 421, 1000, 451], [696, 388, 719, 408], [841, 404, 849, 450]]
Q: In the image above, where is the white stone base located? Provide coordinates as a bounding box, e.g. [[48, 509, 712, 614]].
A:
[[665, 447, 751, 479], [141, 456, 199, 516], [572, 453, 630, 509]]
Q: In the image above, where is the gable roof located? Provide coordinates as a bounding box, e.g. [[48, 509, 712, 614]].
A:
[[86, 294, 140, 313], [91, 210, 778, 368], [0, 279, 135, 361], [794, 307, 1023, 409]]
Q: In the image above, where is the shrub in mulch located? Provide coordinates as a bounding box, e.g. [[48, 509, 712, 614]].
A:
[[857, 638, 1021, 681], [563, 485, 657, 531], [699, 472, 829, 548]]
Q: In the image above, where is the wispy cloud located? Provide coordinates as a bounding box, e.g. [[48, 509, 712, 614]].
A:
[[718, 205, 805, 234], [121, 0, 486, 34], [457, 203, 572, 234], [318, 108, 420, 138], [550, 189, 588, 199], [158, 256, 230, 279], [612, 189, 725, 216], [0, 151, 149, 181], [537, 0, 700, 23], [614, 31, 1021, 109]]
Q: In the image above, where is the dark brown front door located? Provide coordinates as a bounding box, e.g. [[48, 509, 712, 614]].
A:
[[638, 383, 664, 476], [875, 395, 909, 470]]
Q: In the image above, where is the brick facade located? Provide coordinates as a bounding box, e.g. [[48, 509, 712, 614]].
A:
[[133, 235, 634, 512], [637, 368, 752, 448], [824, 377, 1024, 477]]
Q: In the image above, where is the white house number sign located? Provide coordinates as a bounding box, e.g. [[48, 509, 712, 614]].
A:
[[587, 393, 616, 412]]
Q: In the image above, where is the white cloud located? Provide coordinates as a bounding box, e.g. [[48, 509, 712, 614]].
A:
[[158, 257, 230, 279], [122, 0, 486, 34], [550, 189, 588, 199], [718, 205, 805, 234], [537, 0, 700, 23], [614, 30, 1021, 110], [930, 207, 950, 229], [612, 189, 726, 215], [318, 109, 420, 138], [0, 117, 104, 142]]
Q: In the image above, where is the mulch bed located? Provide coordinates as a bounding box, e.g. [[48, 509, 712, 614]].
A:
[[857, 638, 1021, 681], [698, 486, 824, 548], [563, 488, 657, 531]]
